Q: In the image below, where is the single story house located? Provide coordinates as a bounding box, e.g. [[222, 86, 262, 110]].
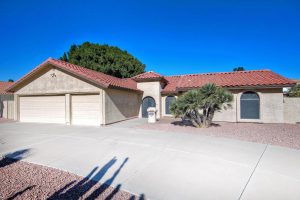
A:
[[5, 58, 299, 125]]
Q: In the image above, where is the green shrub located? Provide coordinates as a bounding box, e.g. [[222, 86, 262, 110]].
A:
[[288, 85, 300, 97]]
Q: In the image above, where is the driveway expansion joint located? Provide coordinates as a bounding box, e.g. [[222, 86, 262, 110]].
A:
[[238, 144, 268, 200]]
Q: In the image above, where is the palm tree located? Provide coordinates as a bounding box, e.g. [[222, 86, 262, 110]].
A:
[[170, 83, 233, 128]]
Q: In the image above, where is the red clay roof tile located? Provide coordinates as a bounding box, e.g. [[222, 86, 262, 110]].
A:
[[7, 58, 140, 92], [162, 70, 295, 93], [6, 58, 295, 94], [162, 76, 181, 94], [132, 71, 165, 82], [0, 81, 13, 94], [49, 59, 139, 91]]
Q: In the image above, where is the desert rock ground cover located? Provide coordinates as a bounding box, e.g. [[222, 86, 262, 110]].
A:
[[137, 118, 300, 149]]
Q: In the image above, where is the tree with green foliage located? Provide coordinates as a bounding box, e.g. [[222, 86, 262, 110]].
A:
[[60, 52, 68, 62], [170, 83, 233, 128], [60, 42, 145, 78], [233, 66, 245, 71], [288, 84, 300, 97], [8, 79, 14, 82]]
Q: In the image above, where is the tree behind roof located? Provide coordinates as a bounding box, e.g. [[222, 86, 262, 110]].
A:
[[233, 67, 245, 71], [60, 42, 145, 78]]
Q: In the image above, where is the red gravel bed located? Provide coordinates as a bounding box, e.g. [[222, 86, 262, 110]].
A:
[[0, 158, 140, 200], [137, 118, 300, 149]]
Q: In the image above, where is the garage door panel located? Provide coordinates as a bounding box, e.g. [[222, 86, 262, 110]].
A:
[[71, 95, 100, 126], [20, 96, 65, 124]]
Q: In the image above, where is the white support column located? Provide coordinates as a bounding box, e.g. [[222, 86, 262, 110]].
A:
[[13, 94, 19, 121], [99, 91, 102, 125], [5, 100, 8, 118], [100, 90, 106, 125], [65, 94, 71, 125]]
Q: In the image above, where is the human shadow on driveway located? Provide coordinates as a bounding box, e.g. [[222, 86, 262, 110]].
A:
[[7, 185, 36, 200], [0, 149, 31, 168], [48, 156, 146, 200]]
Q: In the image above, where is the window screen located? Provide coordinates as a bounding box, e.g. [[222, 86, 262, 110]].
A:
[[240, 92, 260, 119], [165, 96, 176, 115]]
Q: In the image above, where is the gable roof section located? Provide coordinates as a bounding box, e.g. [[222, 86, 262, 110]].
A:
[[162, 70, 296, 94], [0, 81, 14, 94], [162, 76, 182, 94], [132, 71, 166, 82], [6, 58, 140, 92]]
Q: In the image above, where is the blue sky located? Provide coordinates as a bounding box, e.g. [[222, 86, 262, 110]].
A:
[[0, 0, 299, 81]]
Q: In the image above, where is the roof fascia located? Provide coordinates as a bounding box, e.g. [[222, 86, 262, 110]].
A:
[[6, 61, 110, 92], [175, 84, 296, 92]]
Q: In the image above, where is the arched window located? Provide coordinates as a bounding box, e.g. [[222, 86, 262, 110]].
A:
[[240, 92, 260, 119], [142, 96, 156, 118], [165, 96, 176, 115]]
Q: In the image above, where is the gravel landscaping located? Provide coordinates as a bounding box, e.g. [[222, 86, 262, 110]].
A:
[[0, 156, 141, 200], [137, 118, 300, 150]]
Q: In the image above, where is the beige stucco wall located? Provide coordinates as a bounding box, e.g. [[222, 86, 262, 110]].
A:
[[259, 88, 284, 123], [0, 94, 14, 119], [162, 88, 285, 123], [214, 88, 284, 123], [10, 64, 290, 125], [284, 97, 300, 124], [13, 66, 104, 124], [15, 67, 101, 95], [12, 66, 143, 125], [104, 88, 142, 124], [137, 81, 162, 119], [213, 91, 238, 122]]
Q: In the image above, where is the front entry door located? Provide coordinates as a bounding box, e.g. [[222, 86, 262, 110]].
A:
[[142, 97, 156, 118]]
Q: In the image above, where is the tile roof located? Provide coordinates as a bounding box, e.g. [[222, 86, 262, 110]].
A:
[[161, 70, 296, 93], [7, 58, 140, 92], [6, 58, 295, 94], [162, 76, 182, 94], [132, 71, 165, 82], [0, 81, 13, 94]]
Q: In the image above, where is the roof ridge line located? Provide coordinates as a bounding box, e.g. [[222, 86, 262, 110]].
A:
[[165, 69, 271, 77], [132, 70, 164, 79]]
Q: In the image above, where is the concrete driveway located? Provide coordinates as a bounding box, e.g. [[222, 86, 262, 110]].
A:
[[0, 121, 300, 200]]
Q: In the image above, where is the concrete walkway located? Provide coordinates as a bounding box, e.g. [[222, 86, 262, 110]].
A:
[[0, 121, 299, 200]]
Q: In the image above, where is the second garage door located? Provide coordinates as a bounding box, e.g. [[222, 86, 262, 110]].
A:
[[71, 94, 101, 126], [20, 96, 66, 124]]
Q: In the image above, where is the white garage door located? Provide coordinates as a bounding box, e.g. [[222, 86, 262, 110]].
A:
[[20, 96, 66, 123], [71, 94, 101, 126]]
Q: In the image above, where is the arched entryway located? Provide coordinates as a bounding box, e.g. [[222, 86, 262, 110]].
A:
[[142, 96, 156, 118], [240, 91, 260, 119]]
